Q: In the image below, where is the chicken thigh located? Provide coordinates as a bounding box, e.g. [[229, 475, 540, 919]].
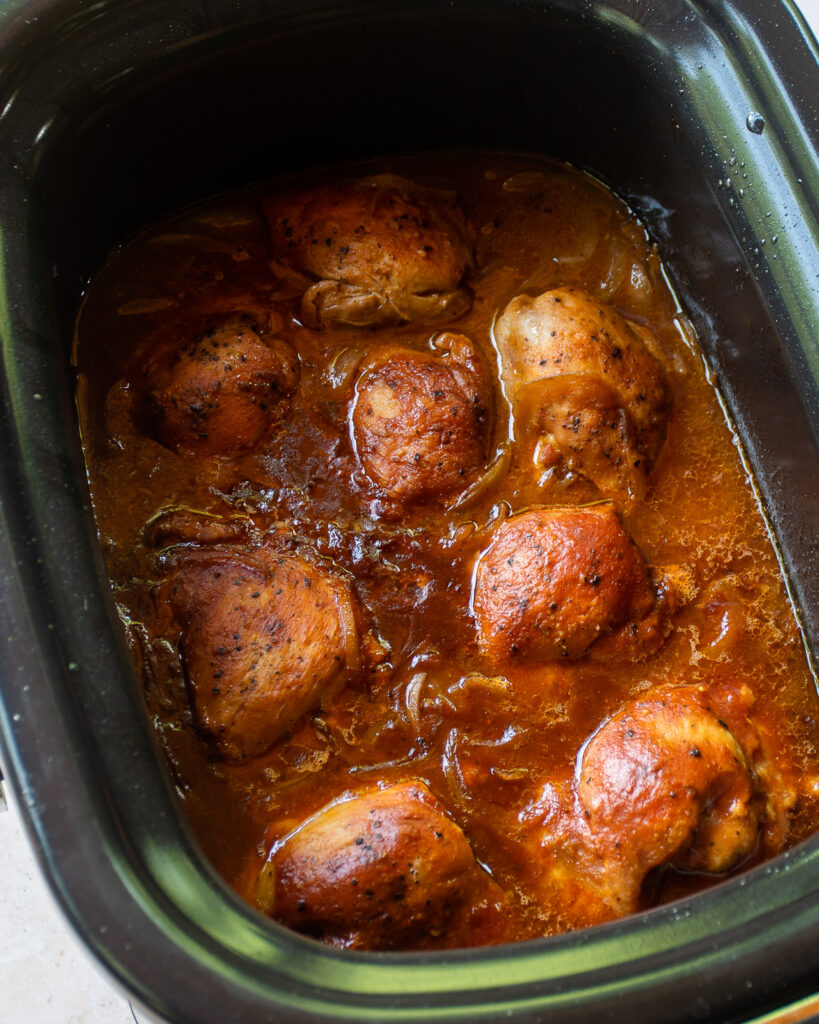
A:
[[575, 684, 762, 913], [472, 503, 667, 664], [351, 334, 491, 507], [164, 546, 358, 760], [495, 287, 669, 508], [265, 177, 474, 328], [257, 780, 510, 949], [142, 312, 298, 456]]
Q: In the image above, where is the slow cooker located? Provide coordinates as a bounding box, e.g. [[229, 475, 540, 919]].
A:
[[0, 1, 817, 1021]]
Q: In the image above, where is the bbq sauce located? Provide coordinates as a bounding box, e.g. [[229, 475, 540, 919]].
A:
[[74, 153, 819, 947]]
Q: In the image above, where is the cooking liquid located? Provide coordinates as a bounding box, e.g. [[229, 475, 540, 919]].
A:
[[74, 153, 819, 944]]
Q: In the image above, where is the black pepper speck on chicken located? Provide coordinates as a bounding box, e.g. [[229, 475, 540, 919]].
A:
[[496, 287, 670, 508], [141, 312, 298, 456], [529, 684, 774, 924], [472, 503, 670, 664], [265, 177, 474, 328], [160, 543, 360, 761], [351, 333, 491, 507], [257, 780, 511, 949]]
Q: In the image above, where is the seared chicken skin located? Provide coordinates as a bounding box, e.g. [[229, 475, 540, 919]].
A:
[[164, 545, 358, 761], [351, 334, 491, 506], [142, 312, 298, 456], [265, 177, 474, 328], [495, 287, 669, 508], [472, 504, 668, 663], [257, 780, 510, 949], [579, 685, 761, 882], [532, 684, 765, 924]]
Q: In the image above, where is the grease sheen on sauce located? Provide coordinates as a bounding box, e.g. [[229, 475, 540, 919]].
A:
[[74, 153, 819, 945]]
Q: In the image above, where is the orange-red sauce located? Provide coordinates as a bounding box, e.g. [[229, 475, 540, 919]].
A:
[[74, 153, 819, 944]]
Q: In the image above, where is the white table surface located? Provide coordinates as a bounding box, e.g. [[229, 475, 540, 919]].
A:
[[1, 2, 818, 1022], [0, 784, 136, 1024]]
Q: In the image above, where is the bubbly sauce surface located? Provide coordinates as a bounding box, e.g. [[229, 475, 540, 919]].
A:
[[75, 153, 819, 947]]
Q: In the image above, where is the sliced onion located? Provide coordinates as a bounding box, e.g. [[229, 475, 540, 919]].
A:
[[450, 672, 512, 696], [334, 584, 361, 674], [355, 173, 457, 204], [116, 297, 177, 316], [268, 258, 313, 290], [348, 751, 423, 775], [538, 207, 602, 271], [492, 766, 529, 782], [447, 443, 512, 510], [483, 500, 513, 530], [442, 727, 469, 804], [502, 171, 547, 192], [409, 640, 440, 669], [698, 577, 747, 661], [628, 260, 653, 300], [404, 672, 427, 734], [599, 242, 632, 296], [193, 207, 260, 230], [326, 347, 365, 389]]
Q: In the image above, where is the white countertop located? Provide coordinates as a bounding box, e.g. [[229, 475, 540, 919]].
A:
[[796, 0, 819, 25], [0, 783, 136, 1024], [1, 3, 817, 1022]]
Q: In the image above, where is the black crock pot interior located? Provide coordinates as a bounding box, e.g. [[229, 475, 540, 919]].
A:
[[0, 1, 818, 1022]]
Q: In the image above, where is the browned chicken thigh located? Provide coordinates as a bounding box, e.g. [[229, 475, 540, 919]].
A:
[[472, 503, 668, 664], [579, 685, 761, 880], [351, 334, 491, 506], [257, 780, 510, 949], [531, 684, 767, 925], [163, 545, 359, 760], [265, 177, 474, 327], [142, 312, 298, 456], [495, 287, 669, 508]]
